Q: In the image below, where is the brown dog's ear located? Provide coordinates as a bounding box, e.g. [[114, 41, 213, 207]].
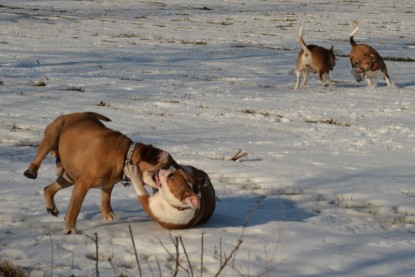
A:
[[177, 168, 198, 192], [139, 144, 163, 165]]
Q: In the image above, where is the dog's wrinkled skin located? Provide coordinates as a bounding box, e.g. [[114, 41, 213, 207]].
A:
[[24, 112, 168, 234], [349, 27, 392, 87], [295, 26, 336, 90], [124, 163, 216, 229]]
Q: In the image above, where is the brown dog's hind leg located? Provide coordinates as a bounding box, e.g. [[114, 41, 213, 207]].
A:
[[295, 69, 302, 90], [101, 186, 116, 221], [303, 69, 309, 86], [24, 117, 64, 179]]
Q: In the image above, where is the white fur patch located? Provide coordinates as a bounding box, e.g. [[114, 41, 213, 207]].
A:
[[143, 171, 158, 188], [160, 151, 168, 164], [149, 194, 196, 225]]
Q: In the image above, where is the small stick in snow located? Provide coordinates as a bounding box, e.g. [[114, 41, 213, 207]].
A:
[[226, 149, 248, 161], [129, 225, 142, 277]]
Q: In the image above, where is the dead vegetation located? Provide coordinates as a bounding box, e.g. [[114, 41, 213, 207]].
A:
[[0, 259, 27, 277], [226, 149, 248, 161], [1, 201, 279, 277], [305, 118, 351, 127]]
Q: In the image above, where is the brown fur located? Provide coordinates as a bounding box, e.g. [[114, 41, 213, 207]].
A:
[[349, 27, 392, 87], [24, 112, 168, 234], [184, 165, 216, 226], [295, 26, 336, 90]]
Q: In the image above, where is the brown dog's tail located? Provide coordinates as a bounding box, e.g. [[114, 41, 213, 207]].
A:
[[298, 26, 311, 55], [349, 27, 359, 46], [85, 112, 111, 122]]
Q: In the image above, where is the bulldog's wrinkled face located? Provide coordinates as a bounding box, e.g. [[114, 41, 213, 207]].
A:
[[157, 168, 199, 209], [352, 53, 377, 73]]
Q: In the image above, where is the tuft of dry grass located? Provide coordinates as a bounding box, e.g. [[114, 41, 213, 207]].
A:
[[0, 259, 27, 277]]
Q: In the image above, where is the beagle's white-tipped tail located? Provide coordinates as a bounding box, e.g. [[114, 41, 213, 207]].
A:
[[298, 26, 310, 54], [349, 26, 359, 46], [349, 26, 359, 37]]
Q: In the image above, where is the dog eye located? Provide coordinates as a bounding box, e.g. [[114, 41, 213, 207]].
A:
[[168, 173, 174, 180]]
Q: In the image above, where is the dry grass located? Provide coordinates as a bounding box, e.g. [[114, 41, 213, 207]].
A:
[[0, 259, 27, 277]]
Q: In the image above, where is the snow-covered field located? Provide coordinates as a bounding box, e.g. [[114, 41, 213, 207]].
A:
[[1, 0, 415, 276]]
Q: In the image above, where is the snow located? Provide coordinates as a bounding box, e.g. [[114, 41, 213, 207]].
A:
[[0, 0, 415, 276]]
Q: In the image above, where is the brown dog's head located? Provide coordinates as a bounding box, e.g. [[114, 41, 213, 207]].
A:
[[351, 51, 378, 73], [133, 143, 168, 176]]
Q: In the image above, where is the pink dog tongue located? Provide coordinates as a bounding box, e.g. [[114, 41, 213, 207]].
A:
[[355, 67, 364, 73]]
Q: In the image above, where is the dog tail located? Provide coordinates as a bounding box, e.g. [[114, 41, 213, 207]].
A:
[[298, 26, 311, 54], [85, 112, 111, 122], [349, 27, 359, 46]]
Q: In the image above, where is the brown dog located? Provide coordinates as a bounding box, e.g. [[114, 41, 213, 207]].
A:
[[349, 27, 392, 87], [295, 26, 336, 90], [124, 163, 215, 229], [24, 112, 168, 234]]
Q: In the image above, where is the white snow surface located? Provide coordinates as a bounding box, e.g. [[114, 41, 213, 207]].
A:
[[1, 0, 415, 276]]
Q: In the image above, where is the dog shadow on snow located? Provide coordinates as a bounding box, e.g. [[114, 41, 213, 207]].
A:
[[205, 195, 315, 228], [90, 194, 315, 231]]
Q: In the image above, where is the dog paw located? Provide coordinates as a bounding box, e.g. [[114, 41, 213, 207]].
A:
[[46, 207, 59, 217], [102, 212, 116, 221], [63, 227, 77, 235], [23, 169, 37, 179]]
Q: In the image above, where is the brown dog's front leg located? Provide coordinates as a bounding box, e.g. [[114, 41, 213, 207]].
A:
[[101, 186, 115, 221], [64, 182, 89, 234], [44, 173, 74, 217]]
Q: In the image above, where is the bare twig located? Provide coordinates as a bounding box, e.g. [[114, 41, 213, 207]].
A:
[[171, 234, 180, 277], [85, 233, 99, 277], [47, 227, 54, 277], [214, 239, 243, 277], [305, 118, 351, 127], [155, 256, 162, 277], [95, 233, 99, 277], [225, 197, 262, 272], [158, 237, 173, 258], [226, 149, 248, 161], [201, 232, 205, 277], [179, 236, 193, 277], [159, 235, 188, 273], [129, 225, 142, 277], [219, 238, 223, 267], [258, 220, 284, 276]]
